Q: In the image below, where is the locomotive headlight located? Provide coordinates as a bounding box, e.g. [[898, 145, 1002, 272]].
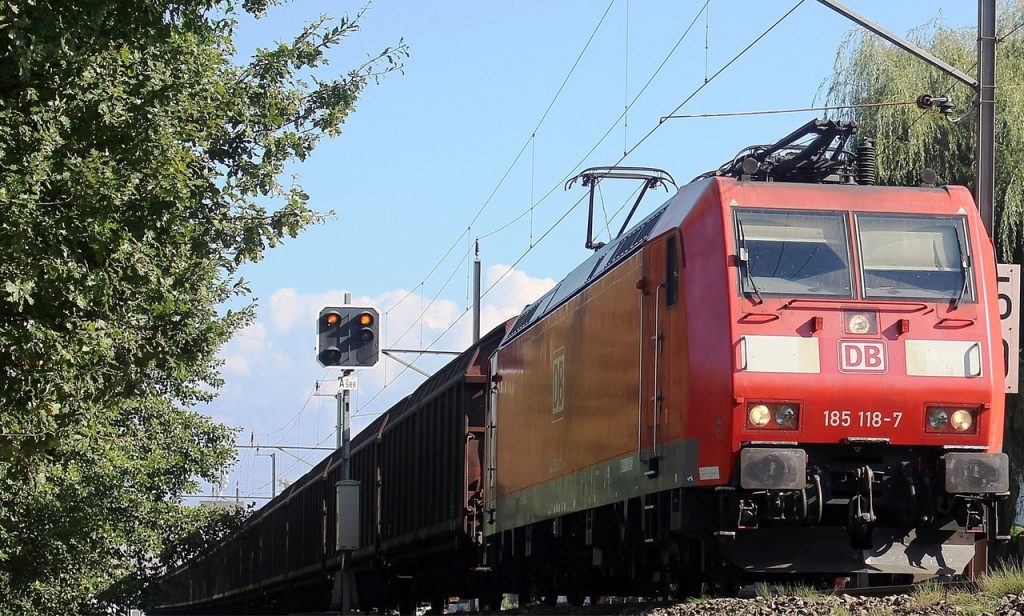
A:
[[926, 406, 978, 433], [748, 404, 771, 427], [927, 408, 949, 430], [848, 314, 871, 334], [844, 310, 878, 335], [775, 405, 797, 428], [950, 409, 974, 432]]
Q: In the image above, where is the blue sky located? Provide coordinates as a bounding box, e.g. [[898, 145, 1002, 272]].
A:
[[199, 0, 979, 502]]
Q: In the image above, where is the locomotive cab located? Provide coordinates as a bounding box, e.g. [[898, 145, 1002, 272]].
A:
[[712, 178, 1009, 576]]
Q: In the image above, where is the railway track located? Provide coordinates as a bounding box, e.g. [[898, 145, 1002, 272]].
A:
[[282, 581, 1015, 615], [833, 580, 972, 597], [483, 581, 990, 615]]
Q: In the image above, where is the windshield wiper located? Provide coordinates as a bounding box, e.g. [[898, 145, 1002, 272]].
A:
[[952, 228, 971, 309], [736, 219, 763, 305]]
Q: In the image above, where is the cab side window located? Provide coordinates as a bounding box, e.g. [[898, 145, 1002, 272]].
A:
[[666, 235, 680, 307]]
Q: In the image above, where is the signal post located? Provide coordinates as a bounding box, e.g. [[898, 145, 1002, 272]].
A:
[[317, 294, 379, 615]]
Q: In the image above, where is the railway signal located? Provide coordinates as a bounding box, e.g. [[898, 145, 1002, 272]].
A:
[[317, 306, 380, 368], [351, 309, 379, 367]]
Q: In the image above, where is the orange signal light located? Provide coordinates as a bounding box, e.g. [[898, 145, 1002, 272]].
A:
[[358, 313, 374, 327], [325, 312, 341, 326]]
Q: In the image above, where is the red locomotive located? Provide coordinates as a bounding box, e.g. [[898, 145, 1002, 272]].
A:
[[155, 120, 1011, 613]]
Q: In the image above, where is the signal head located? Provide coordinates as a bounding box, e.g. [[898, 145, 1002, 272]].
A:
[[318, 346, 342, 366], [316, 306, 379, 368], [317, 307, 348, 367]]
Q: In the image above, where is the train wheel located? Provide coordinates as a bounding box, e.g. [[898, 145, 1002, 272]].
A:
[[708, 572, 741, 597], [480, 590, 504, 612], [427, 596, 446, 614], [566, 591, 587, 607], [398, 597, 416, 615]]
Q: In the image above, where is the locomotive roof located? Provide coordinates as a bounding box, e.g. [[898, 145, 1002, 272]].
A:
[[499, 189, 679, 348], [498, 176, 969, 348]]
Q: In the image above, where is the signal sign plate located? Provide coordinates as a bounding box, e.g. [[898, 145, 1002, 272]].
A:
[[998, 264, 1020, 393], [838, 340, 887, 374]]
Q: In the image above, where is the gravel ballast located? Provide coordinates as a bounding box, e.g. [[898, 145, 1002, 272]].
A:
[[505, 591, 1024, 615]]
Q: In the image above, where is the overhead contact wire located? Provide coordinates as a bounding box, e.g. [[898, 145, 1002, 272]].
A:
[[662, 100, 916, 120], [356, 192, 591, 416], [623, 0, 806, 160], [477, 0, 709, 241], [384, 0, 614, 317], [358, 1, 801, 418]]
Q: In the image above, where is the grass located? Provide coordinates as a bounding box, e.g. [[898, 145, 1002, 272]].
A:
[[907, 563, 1024, 614], [910, 581, 947, 609], [754, 582, 824, 600], [977, 562, 1024, 597], [945, 590, 992, 615]]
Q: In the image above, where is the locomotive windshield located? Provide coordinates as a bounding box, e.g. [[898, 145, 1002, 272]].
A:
[[734, 209, 853, 298], [856, 214, 974, 302]]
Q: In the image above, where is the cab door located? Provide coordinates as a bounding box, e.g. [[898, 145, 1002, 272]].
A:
[[640, 232, 683, 476]]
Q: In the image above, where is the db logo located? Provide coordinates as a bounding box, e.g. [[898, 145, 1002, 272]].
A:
[[552, 347, 566, 415], [838, 340, 887, 373]]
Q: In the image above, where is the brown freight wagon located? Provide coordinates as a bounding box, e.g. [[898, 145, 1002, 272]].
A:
[[153, 321, 509, 615]]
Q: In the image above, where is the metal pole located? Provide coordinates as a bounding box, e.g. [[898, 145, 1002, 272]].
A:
[[337, 291, 352, 451], [338, 372, 353, 615], [816, 0, 977, 88], [341, 379, 351, 475], [381, 350, 432, 377], [978, 0, 997, 241], [338, 291, 353, 615], [816, 0, 996, 242], [255, 449, 276, 498], [473, 240, 481, 344]]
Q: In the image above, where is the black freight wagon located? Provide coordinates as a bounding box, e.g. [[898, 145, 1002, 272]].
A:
[[154, 321, 509, 614]]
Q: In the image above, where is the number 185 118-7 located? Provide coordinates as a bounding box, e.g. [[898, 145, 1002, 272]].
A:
[[824, 410, 902, 428]]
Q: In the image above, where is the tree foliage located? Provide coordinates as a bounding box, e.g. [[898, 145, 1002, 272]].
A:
[[824, 1, 1024, 522], [824, 2, 1024, 260], [0, 0, 406, 612]]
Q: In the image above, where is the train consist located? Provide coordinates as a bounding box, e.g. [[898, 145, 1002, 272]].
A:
[[155, 120, 1012, 613]]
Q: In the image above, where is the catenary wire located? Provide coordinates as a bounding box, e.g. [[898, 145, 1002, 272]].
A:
[[251, 372, 326, 439], [661, 100, 917, 120], [382, 0, 615, 318], [356, 2, 803, 416], [999, 20, 1024, 43], [622, 0, 806, 160], [898, 21, 1020, 138], [477, 0, 710, 241], [388, 245, 473, 347], [353, 191, 592, 417]]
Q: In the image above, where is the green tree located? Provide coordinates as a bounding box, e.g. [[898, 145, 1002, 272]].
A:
[[824, 2, 1024, 522], [0, 0, 406, 612], [824, 4, 1024, 257]]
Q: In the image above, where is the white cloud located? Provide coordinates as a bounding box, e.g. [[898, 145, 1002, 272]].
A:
[[480, 264, 556, 332], [222, 354, 251, 376], [220, 322, 269, 376]]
